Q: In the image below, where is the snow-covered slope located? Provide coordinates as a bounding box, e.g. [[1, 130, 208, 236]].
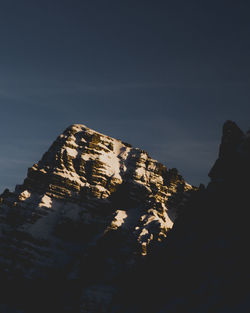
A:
[[0, 124, 194, 311]]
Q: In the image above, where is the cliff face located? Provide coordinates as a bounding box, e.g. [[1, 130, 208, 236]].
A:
[[0, 124, 194, 312]]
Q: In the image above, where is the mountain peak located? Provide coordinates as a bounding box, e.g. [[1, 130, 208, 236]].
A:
[[23, 123, 167, 200], [219, 120, 244, 157], [209, 120, 250, 183], [65, 123, 111, 138], [0, 125, 194, 281]]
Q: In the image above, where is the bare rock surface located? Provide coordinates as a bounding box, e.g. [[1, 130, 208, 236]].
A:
[[0, 124, 194, 312]]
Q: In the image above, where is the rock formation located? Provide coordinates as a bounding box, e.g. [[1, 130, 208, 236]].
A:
[[0, 124, 194, 312], [1, 121, 249, 313]]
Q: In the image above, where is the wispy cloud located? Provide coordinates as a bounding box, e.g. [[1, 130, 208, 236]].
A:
[[0, 79, 249, 102], [0, 158, 33, 168]]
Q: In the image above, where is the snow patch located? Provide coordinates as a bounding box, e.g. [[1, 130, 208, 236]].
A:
[[65, 147, 78, 158], [39, 195, 52, 208], [111, 210, 128, 228], [19, 190, 31, 201], [98, 150, 122, 180]]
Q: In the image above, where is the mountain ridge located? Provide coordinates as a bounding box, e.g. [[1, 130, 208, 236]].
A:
[[0, 124, 194, 288], [1, 120, 249, 313]]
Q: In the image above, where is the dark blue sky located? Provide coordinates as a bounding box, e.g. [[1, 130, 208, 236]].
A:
[[0, 0, 250, 191]]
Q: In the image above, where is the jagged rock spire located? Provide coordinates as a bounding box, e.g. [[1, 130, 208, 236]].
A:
[[209, 120, 250, 184]]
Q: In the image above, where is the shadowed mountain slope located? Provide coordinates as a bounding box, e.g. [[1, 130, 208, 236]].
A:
[[118, 120, 250, 313]]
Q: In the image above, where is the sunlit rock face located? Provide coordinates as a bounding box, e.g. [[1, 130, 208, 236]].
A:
[[0, 124, 194, 311]]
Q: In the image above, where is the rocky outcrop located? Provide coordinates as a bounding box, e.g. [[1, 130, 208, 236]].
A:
[[0, 124, 194, 312], [209, 120, 250, 184]]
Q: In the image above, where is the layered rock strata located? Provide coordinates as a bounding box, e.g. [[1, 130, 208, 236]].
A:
[[0, 124, 193, 293]]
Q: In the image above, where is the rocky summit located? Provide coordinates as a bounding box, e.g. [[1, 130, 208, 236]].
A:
[[0, 124, 194, 312]]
